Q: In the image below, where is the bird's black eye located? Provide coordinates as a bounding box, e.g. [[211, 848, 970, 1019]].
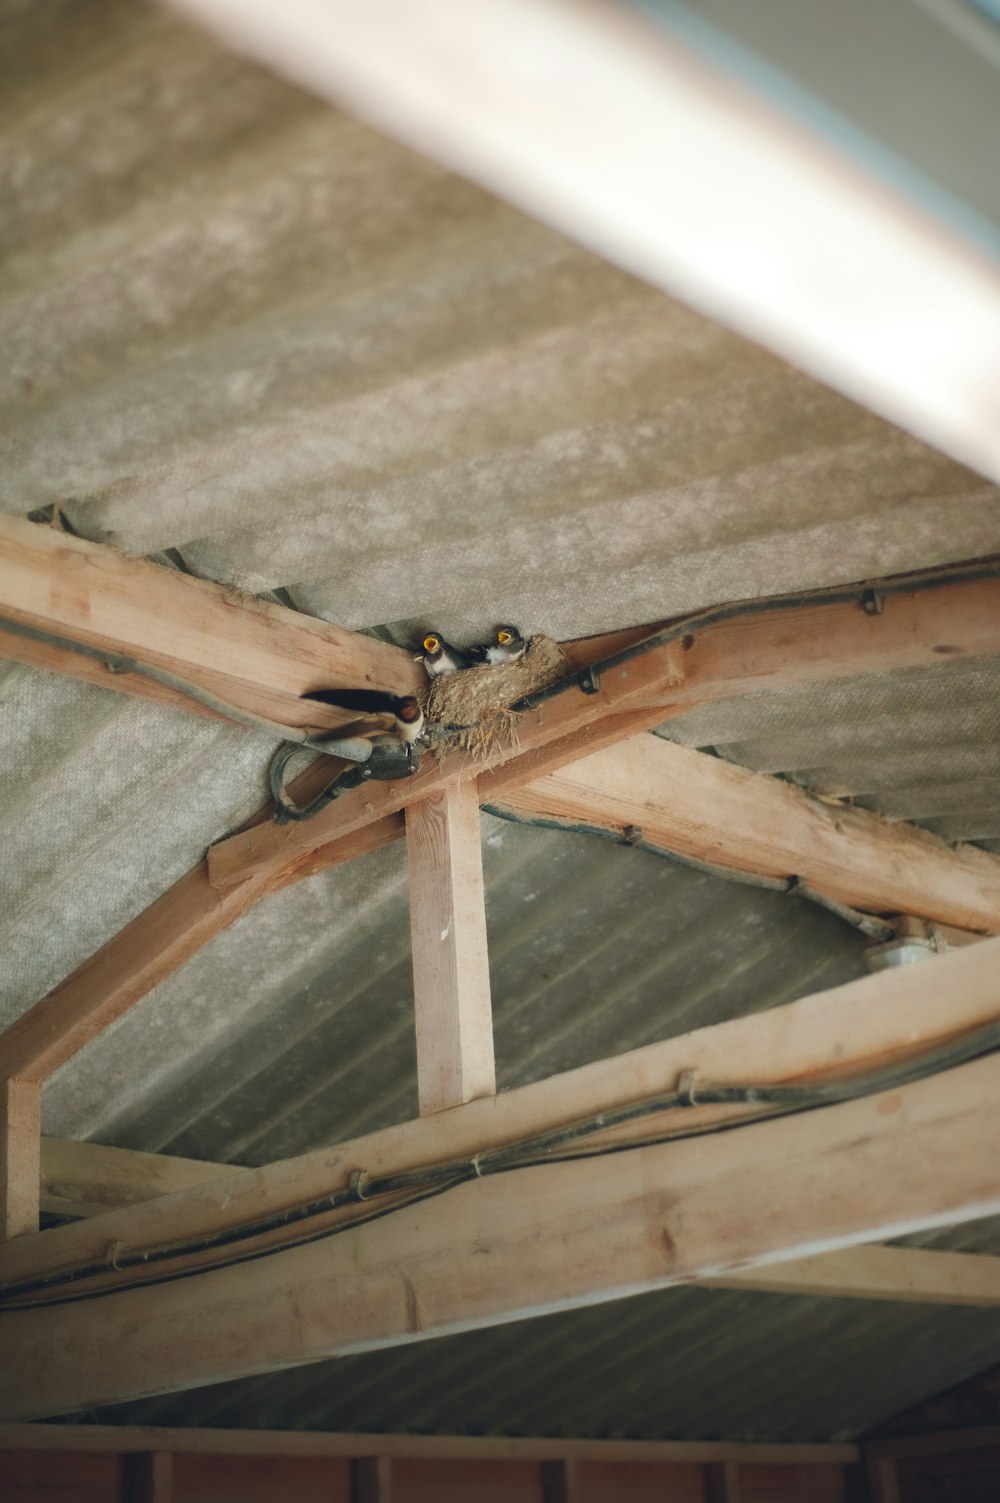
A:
[[423, 636, 439, 652]]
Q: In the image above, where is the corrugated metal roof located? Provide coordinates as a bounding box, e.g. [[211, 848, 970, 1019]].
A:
[[92, 1266, 1000, 1442], [4, 0, 1000, 1442], [4, 1, 999, 644], [40, 815, 869, 1155], [660, 655, 1000, 849]]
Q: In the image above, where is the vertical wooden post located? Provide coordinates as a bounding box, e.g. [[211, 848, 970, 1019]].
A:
[[126, 1451, 173, 1503], [0, 1077, 41, 1240], [865, 1451, 902, 1503], [540, 1459, 583, 1502], [354, 1455, 393, 1502], [406, 781, 496, 1115], [705, 1461, 742, 1502]]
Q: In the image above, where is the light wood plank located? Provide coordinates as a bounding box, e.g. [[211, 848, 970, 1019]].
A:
[[407, 783, 495, 1114], [39, 1139, 235, 1220], [0, 807, 403, 1086], [206, 671, 685, 893], [0, 1424, 858, 1465], [0, 515, 420, 732], [0, 864, 272, 1086], [5, 937, 998, 1292], [499, 735, 1000, 934], [673, 576, 1000, 706], [35, 1141, 1000, 1310], [4, 561, 989, 1100], [210, 573, 1000, 897], [2, 1044, 998, 1418], [707, 1246, 1000, 1306], [166, 0, 1000, 482], [0, 1080, 40, 1241]]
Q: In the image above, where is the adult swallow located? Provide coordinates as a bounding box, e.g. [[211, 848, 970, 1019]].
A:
[[416, 632, 484, 677], [484, 625, 527, 665], [302, 688, 425, 743]]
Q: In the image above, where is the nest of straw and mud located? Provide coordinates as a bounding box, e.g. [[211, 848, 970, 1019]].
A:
[[421, 634, 569, 759]]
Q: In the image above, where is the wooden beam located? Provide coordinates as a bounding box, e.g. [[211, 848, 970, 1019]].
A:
[[0, 515, 420, 731], [407, 783, 495, 1114], [39, 1139, 235, 1221], [2, 563, 994, 1094], [166, 0, 1000, 483], [0, 864, 272, 1087], [0, 1080, 40, 1241], [206, 674, 683, 895], [0, 809, 403, 1086], [707, 1246, 1000, 1307], [2, 1043, 998, 1417], [208, 573, 1000, 896], [499, 734, 1000, 934], [4, 936, 998, 1294], [666, 575, 1000, 708], [0, 1424, 858, 1464], [35, 1142, 1000, 1308]]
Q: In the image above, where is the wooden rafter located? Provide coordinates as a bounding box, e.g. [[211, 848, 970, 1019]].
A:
[[0, 515, 420, 732], [0, 547, 997, 1087], [500, 735, 1000, 934], [0, 1081, 40, 1242], [709, 1246, 1000, 1307], [406, 783, 496, 1114], [35, 1135, 1000, 1307], [166, 0, 1000, 481], [0, 864, 274, 1087], [206, 565, 992, 889], [0, 746, 404, 1085], [3, 1043, 998, 1416], [39, 1138, 235, 1221], [4, 938, 998, 1298], [209, 570, 1000, 892]]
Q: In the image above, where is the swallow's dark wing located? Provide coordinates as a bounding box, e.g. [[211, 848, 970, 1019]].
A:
[[302, 688, 400, 714]]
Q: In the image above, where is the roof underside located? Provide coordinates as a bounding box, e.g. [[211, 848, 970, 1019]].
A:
[[4, 0, 1000, 1443]]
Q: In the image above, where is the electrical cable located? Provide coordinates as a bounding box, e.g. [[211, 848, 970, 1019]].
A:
[[508, 558, 1000, 718], [4, 1016, 998, 1311], [268, 744, 371, 823], [480, 805, 894, 942], [0, 614, 372, 759], [5, 557, 996, 754]]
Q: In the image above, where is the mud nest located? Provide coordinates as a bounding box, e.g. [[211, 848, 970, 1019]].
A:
[[422, 634, 569, 759]]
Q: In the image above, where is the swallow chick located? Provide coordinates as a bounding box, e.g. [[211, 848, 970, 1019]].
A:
[[483, 625, 527, 665], [416, 632, 484, 677], [302, 688, 425, 743]]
